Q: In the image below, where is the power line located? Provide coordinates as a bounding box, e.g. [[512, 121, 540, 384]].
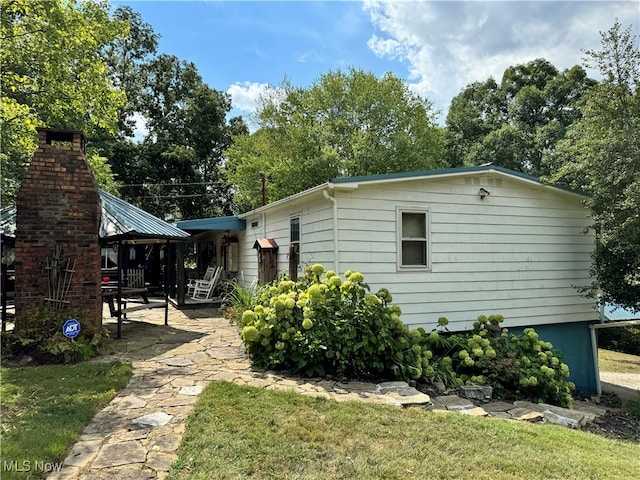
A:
[[120, 181, 218, 188], [131, 193, 220, 200]]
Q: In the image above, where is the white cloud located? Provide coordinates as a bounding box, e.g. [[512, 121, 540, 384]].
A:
[[227, 81, 270, 112], [363, 0, 640, 121]]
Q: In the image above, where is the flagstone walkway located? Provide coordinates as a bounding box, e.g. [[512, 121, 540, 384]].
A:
[[48, 304, 612, 479]]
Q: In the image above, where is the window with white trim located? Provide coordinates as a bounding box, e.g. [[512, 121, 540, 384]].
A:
[[289, 216, 300, 280], [397, 208, 430, 269]]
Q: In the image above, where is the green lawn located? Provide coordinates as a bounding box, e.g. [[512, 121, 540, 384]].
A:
[[0, 362, 132, 480], [169, 381, 640, 480], [599, 348, 640, 374]]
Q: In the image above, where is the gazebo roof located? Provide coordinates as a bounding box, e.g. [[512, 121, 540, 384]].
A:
[[0, 190, 189, 244]]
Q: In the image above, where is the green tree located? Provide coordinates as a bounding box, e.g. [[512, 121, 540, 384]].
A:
[[0, 0, 126, 204], [109, 54, 246, 220], [445, 59, 596, 176], [225, 68, 447, 212], [551, 21, 640, 311], [102, 5, 159, 139]]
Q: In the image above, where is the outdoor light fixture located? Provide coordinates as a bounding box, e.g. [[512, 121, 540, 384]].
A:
[[478, 188, 492, 199]]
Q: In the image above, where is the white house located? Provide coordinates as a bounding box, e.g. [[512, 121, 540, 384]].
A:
[[179, 165, 600, 392]]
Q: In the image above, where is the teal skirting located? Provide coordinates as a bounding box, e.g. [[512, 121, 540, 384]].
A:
[[510, 321, 598, 395]]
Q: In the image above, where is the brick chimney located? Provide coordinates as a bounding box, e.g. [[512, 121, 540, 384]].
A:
[[15, 128, 102, 327]]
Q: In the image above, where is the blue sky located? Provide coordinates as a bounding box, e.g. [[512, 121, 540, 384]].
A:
[[113, 1, 639, 125]]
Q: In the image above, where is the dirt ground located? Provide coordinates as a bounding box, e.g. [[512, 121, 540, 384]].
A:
[[581, 391, 639, 442]]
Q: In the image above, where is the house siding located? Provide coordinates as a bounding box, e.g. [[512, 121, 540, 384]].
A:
[[332, 174, 595, 332], [239, 192, 334, 284], [234, 169, 598, 392]]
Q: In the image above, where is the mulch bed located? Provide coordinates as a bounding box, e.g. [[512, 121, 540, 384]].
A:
[[579, 391, 640, 442]]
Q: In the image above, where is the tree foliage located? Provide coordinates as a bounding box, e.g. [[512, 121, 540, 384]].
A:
[[106, 54, 247, 220], [225, 68, 447, 212], [445, 59, 596, 176], [0, 0, 126, 204], [102, 5, 159, 139], [551, 21, 640, 311]]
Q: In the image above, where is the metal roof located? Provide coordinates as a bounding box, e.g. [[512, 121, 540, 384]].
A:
[[0, 190, 190, 243], [99, 190, 189, 242], [0, 205, 16, 239], [331, 165, 586, 196], [604, 304, 640, 321], [177, 216, 246, 231]]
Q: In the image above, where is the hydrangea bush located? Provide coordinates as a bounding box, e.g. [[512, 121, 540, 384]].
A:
[[422, 315, 575, 407], [238, 264, 575, 407], [240, 264, 418, 379]]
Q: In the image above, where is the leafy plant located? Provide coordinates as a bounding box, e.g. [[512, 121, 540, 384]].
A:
[[598, 326, 640, 356], [239, 264, 417, 379], [2, 305, 109, 364], [223, 279, 260, 324], [238, 264, 575, 407], [422, 315, 575, 407]]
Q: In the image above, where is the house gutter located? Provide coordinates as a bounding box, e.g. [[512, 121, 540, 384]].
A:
[[323, 185, 339, 275], [589, 319, 640, 395]]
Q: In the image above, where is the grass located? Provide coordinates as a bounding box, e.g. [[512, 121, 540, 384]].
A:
[[168, 381, 640, 480], [0, 362, 132, 480], [598, 348, 640, 374]]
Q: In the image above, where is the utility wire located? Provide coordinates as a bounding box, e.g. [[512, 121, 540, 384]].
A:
[[120, 181, 218, 187]]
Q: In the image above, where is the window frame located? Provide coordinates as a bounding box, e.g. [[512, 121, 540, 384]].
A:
[[396, 206, 431, 271], [289, 214, 301, 278]]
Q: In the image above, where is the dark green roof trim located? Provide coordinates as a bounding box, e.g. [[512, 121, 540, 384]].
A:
[[330, 165, 585, 196], [177, 216, 246, 231]]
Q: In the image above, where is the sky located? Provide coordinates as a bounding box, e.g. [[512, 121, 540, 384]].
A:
[[112, 0, 640, 126]]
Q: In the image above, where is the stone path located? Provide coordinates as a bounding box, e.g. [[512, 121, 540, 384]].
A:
[[48, 304, 611, 479]]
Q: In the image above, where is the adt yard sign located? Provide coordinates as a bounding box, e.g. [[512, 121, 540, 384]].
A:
[[63, 319, 81, 339]]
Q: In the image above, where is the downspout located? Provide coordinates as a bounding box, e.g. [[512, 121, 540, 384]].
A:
[[323, 185, 339, 275], [589, 324, 601, 395]]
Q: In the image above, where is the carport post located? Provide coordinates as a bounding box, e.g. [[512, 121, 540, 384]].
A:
[[116, 240, 123, 339], [164, 240, 170, 326]]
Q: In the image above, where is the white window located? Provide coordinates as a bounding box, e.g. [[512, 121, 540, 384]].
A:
[[397, 207, 430, 269]]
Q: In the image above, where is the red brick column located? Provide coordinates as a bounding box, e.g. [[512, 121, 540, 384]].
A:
[[15, 129, 102, 327]]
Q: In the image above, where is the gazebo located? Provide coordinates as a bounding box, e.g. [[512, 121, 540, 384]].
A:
[[0, 190, 190, 338]]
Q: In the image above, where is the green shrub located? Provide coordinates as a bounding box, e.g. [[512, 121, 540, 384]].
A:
[[239, 264, 416, 379], [2, 305, 109, 363], [236, 265, 575, 407], [421, 315, 575, 408], [598, 326, 640, 356], [222, 279, 260, 324]]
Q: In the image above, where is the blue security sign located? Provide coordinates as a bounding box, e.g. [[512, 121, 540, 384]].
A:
[[63, 319, 81, 339]]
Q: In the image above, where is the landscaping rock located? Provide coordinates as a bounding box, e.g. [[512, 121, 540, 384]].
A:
[[459, 385, 493, 402], [508, 407, 544, 423], [133, 412, 173, 427], [482, 401, 514, 413], [458, 406, 489, 416], [376, 381, 411, 394], [512, 401, 596, 428], [91, 440, 147, 469], [179, 385, 204, 396], [435, 395, 475, 411]]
